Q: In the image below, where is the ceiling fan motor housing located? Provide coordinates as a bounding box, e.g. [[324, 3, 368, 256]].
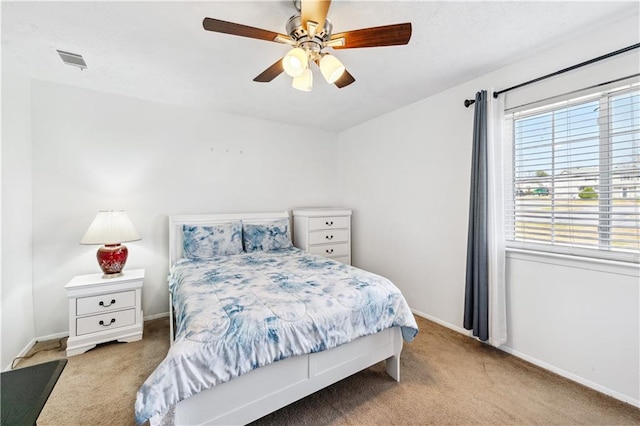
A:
[[286, 14, 332, 57]]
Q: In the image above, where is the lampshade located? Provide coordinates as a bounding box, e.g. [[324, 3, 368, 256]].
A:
[[319, 54, 345, 84], [292, 68, 313, 92], [282, 47, 308, 78], [81, 211, 140, 278], [81, 211, 140, 245]]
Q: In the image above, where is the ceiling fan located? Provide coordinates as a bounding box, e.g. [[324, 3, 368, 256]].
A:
[[202, 0, 412, 91]]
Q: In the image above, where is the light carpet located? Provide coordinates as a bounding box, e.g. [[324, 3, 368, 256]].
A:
[[12, 316, 640, 425]]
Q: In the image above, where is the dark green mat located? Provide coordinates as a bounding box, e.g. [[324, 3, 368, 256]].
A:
[[1, 359, 67, 426]]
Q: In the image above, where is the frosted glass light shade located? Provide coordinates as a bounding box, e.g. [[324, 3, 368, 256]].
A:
[[292, 68, 313, 91], [319, 54, 345, 84], [80, 211, 140, 245], [282, 48, 308, 77]]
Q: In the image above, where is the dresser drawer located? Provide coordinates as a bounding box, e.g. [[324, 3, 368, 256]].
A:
[[76, 290, 135, 316], [309, 243, 350, 258], [308, 216, 349, 231], [76, 308, 136, 336], [308, 229, 349, 245]]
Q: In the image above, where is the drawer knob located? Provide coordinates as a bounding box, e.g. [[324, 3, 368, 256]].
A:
[[326, 249, 334, 254], [99, 299, 116, 308], [99, 318, 116, 327], [325, 221, 334, 226], [326, 235, 334, 240]]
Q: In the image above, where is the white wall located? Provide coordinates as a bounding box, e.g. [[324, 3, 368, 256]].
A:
[[337, 13, 640, 406], [30, 81, 340, 337], [505, 252, 638, 405], [1, 54, 36, 369]]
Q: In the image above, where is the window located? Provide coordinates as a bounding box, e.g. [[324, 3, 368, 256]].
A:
[[505, 85, 640, 262]]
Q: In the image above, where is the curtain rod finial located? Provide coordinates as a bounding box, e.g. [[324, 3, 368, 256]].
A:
[[464, 99, 475, 108]]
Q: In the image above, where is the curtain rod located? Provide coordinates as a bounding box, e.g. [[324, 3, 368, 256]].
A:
[[464, 42, 640, 108]]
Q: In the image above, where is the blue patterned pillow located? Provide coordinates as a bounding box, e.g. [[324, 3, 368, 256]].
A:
[[183, 222, 243, 259], [243, 219, 292, 253]]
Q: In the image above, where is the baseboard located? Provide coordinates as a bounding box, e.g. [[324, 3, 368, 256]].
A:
[[144, 312, 169, 321], [410, 307, 640, 409], [3, 331, 69, 372], [36, 331, 70, 341], [3, 337, 37, 372], [500, 346, 640, 408], [410, 308, 473, 336]]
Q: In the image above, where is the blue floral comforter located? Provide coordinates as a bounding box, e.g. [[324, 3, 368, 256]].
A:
[[135, 247, 418, 424]]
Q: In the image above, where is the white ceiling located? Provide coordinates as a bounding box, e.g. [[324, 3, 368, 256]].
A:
[[2, 1, 638, 131]]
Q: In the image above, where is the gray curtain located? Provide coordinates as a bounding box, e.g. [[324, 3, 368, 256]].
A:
[[464, 90, 489, 342]]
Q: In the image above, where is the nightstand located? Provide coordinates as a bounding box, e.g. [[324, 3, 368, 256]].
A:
[[293, 208, 352, 265], [64, 269, 144, 356]]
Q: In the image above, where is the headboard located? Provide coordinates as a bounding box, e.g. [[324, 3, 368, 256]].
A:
[[168, 211, 290, 266]]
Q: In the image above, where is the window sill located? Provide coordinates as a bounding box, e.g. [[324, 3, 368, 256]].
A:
[[506, 247, 640, 278]]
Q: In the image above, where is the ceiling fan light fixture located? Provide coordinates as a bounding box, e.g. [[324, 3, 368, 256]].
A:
[[319, 54, 345, 84], [282, 47, 308, 77], [292, 67, 313, 91]]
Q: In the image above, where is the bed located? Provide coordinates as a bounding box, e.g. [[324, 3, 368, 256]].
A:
[[135, 211, 418, 425]]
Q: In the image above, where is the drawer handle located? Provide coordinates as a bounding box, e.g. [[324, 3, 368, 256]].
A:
[[99, 299, 116, 308], [326, 235, 334, 240], [326, 249, 334, 254], [99, 318, 116, 327], [325, 221, 334, 226]]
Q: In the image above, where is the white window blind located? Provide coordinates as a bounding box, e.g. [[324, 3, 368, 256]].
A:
[[505, 84, 640, 263]]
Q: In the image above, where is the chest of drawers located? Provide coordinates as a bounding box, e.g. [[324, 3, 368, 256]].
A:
[[64, 269, 144, 356], [293, 208, 352, 265]]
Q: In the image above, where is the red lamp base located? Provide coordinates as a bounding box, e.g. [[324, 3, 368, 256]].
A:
[[97, 244, 128, 278]]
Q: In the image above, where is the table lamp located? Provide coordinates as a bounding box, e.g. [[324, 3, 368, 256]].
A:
[[80, 211, 141, 278]]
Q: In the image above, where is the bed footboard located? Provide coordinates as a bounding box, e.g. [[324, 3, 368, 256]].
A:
[[174, 326, 404, 425]]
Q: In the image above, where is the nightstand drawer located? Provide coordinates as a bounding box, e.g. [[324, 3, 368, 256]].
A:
[[309, 216, 349, 231], [77, 290, 135, 316], [309, 229, 349, 245], [76, 309, 136, 336], [309, 243, 349, 258]]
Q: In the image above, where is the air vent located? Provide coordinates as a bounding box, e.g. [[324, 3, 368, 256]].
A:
[[56, 50, 87, 70]]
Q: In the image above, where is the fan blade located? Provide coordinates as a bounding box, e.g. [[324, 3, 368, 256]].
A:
[[301, 0, 331, 37], [203, 17, 288, 43], [330, 23, 412, 49], [253, 58, 284, 82], [334, 69, 355, 88]]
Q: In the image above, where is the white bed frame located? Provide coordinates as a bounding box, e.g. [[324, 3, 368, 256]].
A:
[[167, 212, 404, 425]]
